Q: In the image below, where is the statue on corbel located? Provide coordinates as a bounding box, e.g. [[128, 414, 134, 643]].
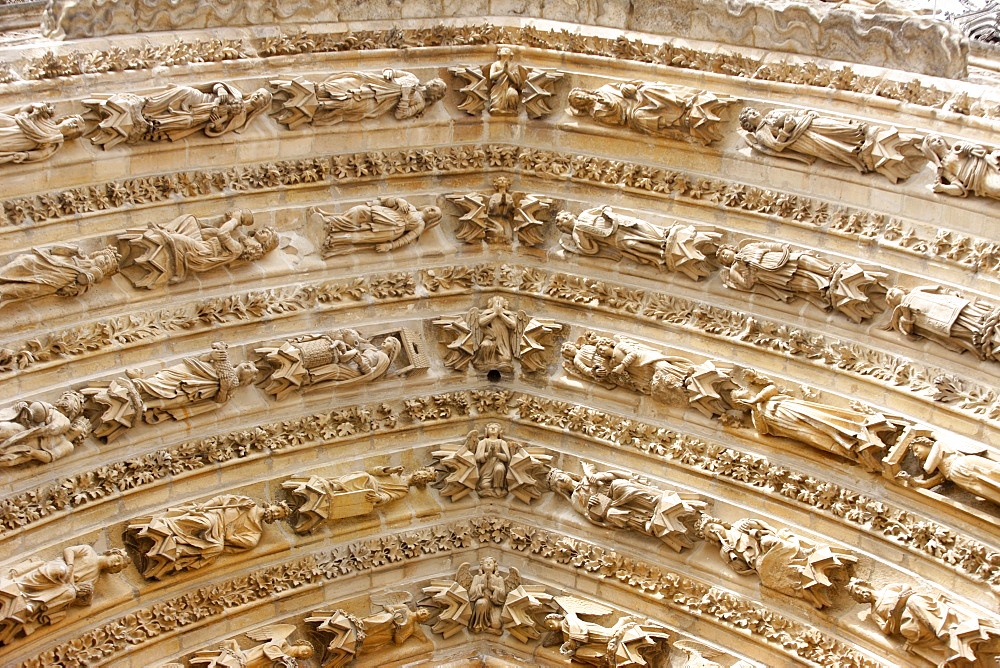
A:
[[271, 69, 447, 129], [883, 433, 1000, 509], [450, 46, 564, 118], [923, 135, 1000, 202], [282, 466, 436, 533], [885, 285, 1000, 363], [188, 625, 314, 667], [0, 244, 120, 311], [0, 103, 85, 165], [0, 390, 89, 467], [309, 197, 442, 257], [447, 176, 551, 246]]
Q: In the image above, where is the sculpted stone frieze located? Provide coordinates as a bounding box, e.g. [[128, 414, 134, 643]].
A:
[[0, 391, 88, 467], [0, 546, 127, 646], [0, 104, 85, 165], [698, 516, 856, 608], [923, 135, 1000, 201], [82, 342, 257, 442], [568, 81, 737, 144], [450, 47, 563, 118], [117, 209, 278, 289], [447, 177, 551, 246], [432, 423, 551, 503], [310, 196, 442, 257], [125, 494, 289, 580], [886, 435, 1000, 509], [307, 592, 429, 668], [543, 596, 670, 668], [738, 106, 926, 183], [0, 245, 120, 311], [283, 467, 435, 533], [848, 579, 1000, 668], [886, 285, 1000, 362], [547, 464, 706, 551], [556, 207, 719, 280], [271, 70, 446, 129], [188, 625, 314, 667], [84, 82, 271, 149]]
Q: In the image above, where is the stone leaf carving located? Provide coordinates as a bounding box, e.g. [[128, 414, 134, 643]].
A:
[[886, 285, 1000, 362], [738, 106, 926, 183], [306, 591, 429, 668], [0, 103, 85, 165], [698, 516, 856, 609], [188, 625, 314, 667], [543, 596, 670, 668], [421, 558, 552, 640], [256, 328, 427, 401], [116, 209, 278, 289], [567, 81, 737, 145], [271, 70, 446, 129], [125, 494, 289, 580], [923, 135, 1000, 201], [717, 240, 887, 323], [432, 423, 551, 503], [82, 342, 257, 442], [0, 391, 89, 467], [447, 176, 551, 246], [0, 546, 128, 645], [282, 466, 435, 533], [0, 245, 120, 311], [848, 579, 1000, 668], [450, 46, 563, 118], [84, 82, 271, 149], [547, 463, 706, 552], [310, 197, 442, 258], [556, 207, 719, 281], [434, 296, 563, 373]]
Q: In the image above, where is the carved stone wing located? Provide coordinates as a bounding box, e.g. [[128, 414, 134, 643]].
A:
[[520, 69, 563, 118], [501, 584, 553, 643], [305, 610, 361, 668], [512, 193, 551, 247], [271, 77, 319, 129], [421, 578, 472, 638], [245, 623, 297, 646], [448, 66, 489, 115], [505, 444, 552, 504], [554, 595, 615, 619], [446, 192, 490, 243]]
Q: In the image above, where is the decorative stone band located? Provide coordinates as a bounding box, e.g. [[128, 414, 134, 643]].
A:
[[4, 144, 997, 281], [16, 515, 884, 668], [0, 389, 995, 591]]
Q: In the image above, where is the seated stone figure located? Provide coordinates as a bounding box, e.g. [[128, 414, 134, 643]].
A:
[[310, 197, 441, 257], [923, 135, 1000, 201], [0, 391, 89, 467], [0, 245, 120, 311], [886, 285, 1000, 362], [0, 103, 85, 165]]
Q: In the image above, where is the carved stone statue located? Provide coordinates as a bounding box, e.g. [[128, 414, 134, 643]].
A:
[[731, 370, 907, 473], [556, 208, 720, 281], [923, 135, 1000, 201], [0, 245, 120, 311], [547, 464, 706, 551], [84, 342, 257, 441], [450, 46, 563, 118], [434, 296, 563, 373], [904, 436, 1000, 507], [699, 516, 856, 608], [567, 81, 737, 144], [0, 546, 128, 645], [432, 424, 551, 503], [848, 579, 1000, 668], [307, 592, 429, 668], [126, 494, 289, 580], [116, 209, 278, 289], [0, 103, 85, 165], [447, 176, 551, 246], [309, 197, 442, 257], [188, 625, 314, 667], [543, 596, 670, 668], [271, 69, 447, 129], [85, 82, 272, 149], [0, 391, 89, 467], [886, 286, 1000, 362], [738, 106, 925, 183], [562, 332, 695, 405], [283, 467, 436, 533], [717, 241, 887, 323], [256, 329, 416, 401]]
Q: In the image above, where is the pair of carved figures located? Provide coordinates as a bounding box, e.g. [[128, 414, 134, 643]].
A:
[[309, 196, 442, 257], [451, 47, 563, 118]]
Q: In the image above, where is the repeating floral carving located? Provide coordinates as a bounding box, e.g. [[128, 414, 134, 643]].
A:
[[0, 103, 85, 165], [0, 244, 120, 311], [450, 47, 563, 118], [447, 176, 550, 246], [0, 391, 89, 467], [310, 196, 442, 257], [923, 135, 1000, 201], [188, 625, 314, 667]]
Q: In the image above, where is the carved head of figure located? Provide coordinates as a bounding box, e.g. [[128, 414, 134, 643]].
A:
[[484, 422, 503, 439], [101, 548, 130, 574], [58, 115, 87, 140], [496, 46, 514, 62], [492, 176, 511, 193], [408, 467, 438, 487], [910, 436, 936, 462], [240, 227, 279, 261], [567, 88, 596, 114], [554, 210, 577, 234], [546, 469, 578, 495], [884, 287, 906, 309], [738, 107, 762, 133], [921, 134, 950, 164], [88, 247, 122, 280], [422, 78, 448, 104], [560, 341, 579, 362], [846, 578, 875, 604], [715, 244, 737, 267], [415, 607, 432, 622], [693, 514, 726, 542], [287, 643, 315, 659], [420, 206, 443, 229], [479, 556, 499, 574], [246, 89, 273, 116], [234, 361, 258, 387], [263, 501, 291, 523], [543, 613, 564, 631], [55, 390, 86, 419]]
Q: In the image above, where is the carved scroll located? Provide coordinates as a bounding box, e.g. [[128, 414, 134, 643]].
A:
[[447, 176, 551, 246], [0, 103, 85, 165], [450, 46, 563, 118], [310, 197, 442, 257], [0, 245, 120, 312]]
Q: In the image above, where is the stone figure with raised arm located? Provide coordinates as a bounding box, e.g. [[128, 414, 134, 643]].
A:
[[885, 286, 1000, 362], [85, 82, 272, 149], [556, 207, 719, 280], [0, 103, 85, 165], [0, 245, 120, 311], [0, 391, 89, 467], [188, 625, 314, 667], [923, 135, 1000, 201], [117, 209, 278, 289], [271, 69, 447, 129], [0, 546, 128, 645], [311, 196, 442, 257], [739, 106, 925, 183]]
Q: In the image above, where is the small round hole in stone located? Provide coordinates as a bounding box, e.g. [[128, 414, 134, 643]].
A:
[[487, 369, 502, 383]]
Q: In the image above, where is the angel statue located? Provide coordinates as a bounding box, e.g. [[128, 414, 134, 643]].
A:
[[446, 176, 551, 246], [307, 591, 430, 668], [421, 558, 552, 640], [542, 596, 670, 668], [450, 46, 563, 118], [431, 423, 551, 503], [0, 102, 85, 165], [188, 625, 314, 668]]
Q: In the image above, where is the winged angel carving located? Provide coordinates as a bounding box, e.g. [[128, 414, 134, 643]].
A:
[[450, 46, 563, 118], [446, 176, 551, 246], [421, 558, 553, 641], [188, 624, 314, 667]]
